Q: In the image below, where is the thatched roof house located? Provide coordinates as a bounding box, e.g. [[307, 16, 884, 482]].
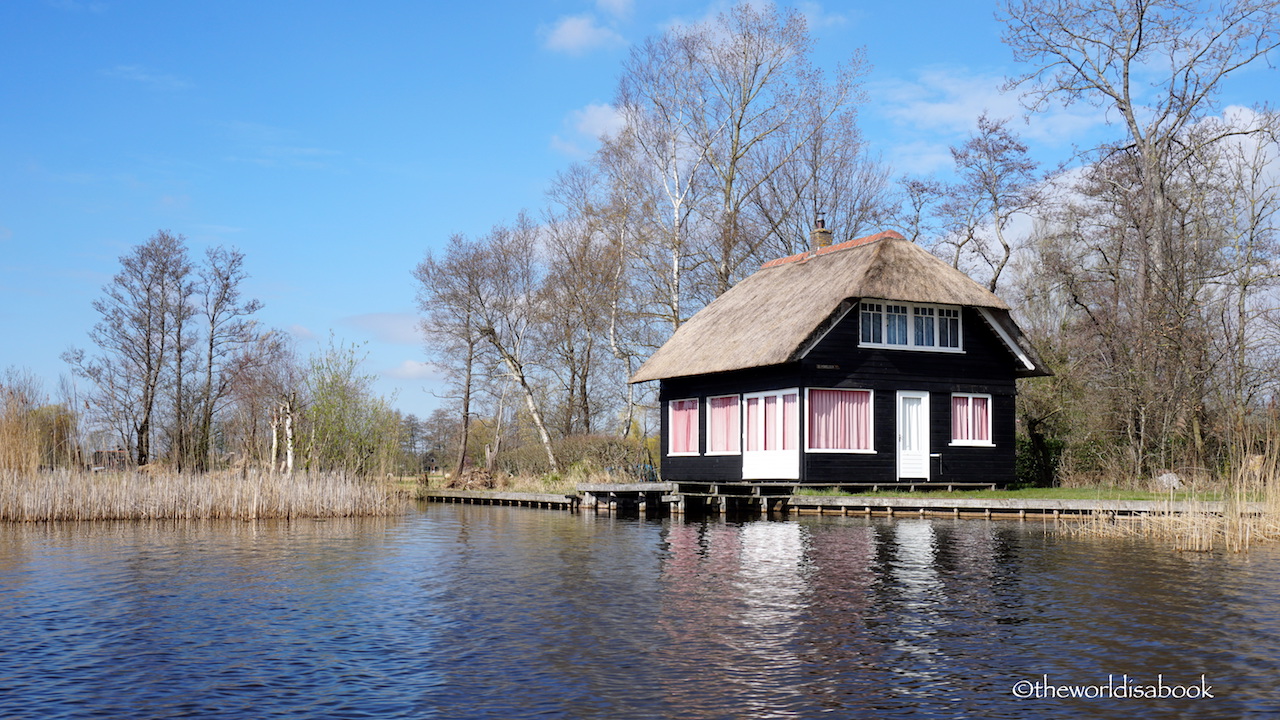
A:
[[632, 230, 1047, 383], [632, 228, 1048, 486]]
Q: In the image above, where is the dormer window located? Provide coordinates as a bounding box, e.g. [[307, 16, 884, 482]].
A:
[[860, 300, 962, 352]]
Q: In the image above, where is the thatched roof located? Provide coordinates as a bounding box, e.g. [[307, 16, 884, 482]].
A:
[[630, 231, 1048, 383]]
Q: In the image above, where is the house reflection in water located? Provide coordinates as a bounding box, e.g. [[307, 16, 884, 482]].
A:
[[651, 519, 1004, 716]]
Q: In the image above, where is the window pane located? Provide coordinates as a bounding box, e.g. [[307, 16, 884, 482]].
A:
[[708, 396, 740, 453], [808, 389, 872, 451], [860, 302, 882, 344], [886, 305, 908, 345], [952, 395, 970, 441], [670, 399, 698, 454], [914, 306, 935, 347], [951, 394, 991, 443], [782, 393, 798, 450], [764, 396, 778, 450], [745, 397, 760, 451], [972, 396, 989, 441], [939, 308, 960, 348]]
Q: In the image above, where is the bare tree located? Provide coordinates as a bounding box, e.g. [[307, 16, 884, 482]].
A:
[[692, 3, 871, 296], [66, 230, 191, 466], [937, 114, 1042, 292], [1001, 0, 1280, 473], [609, 29, 712, 331], [415, 233, 483, 480], [192, 246, 264, 471]]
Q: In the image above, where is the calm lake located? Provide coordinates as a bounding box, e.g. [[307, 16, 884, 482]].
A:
[[2, 504, 1278, 719]]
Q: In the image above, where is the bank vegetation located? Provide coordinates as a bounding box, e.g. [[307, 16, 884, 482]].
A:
[[0, 469, 404, 522]]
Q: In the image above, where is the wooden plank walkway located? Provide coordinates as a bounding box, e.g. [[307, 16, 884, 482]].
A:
[[786, 494, 1262, 519], [421, 485, 1263, 519], [424, 489, 580, 510]]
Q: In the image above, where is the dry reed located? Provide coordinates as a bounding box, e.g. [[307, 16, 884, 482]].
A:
[[0, 469, 407, 522], [1063, 454, 1280, 552]]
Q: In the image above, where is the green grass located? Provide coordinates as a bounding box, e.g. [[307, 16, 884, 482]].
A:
[[793, 486, 1224, 501]]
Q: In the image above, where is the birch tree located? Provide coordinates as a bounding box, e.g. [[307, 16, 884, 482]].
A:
[[1002, 0, 1280, 472]]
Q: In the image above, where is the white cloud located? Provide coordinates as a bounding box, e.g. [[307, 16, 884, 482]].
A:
[[596, 0, 632, 18], [882, 139, 955, 176], [551, 102, 624, 158], [384, 360, 443, 380], [342, 312, 422, 345], [542, 15, 625, 55], [875, 69, 1023, 135], [573, 103, 624, 140], [550, 135, 585, 157], [796, 1, 848, 29], [102, 64, 190, 91], [872, 66, 1109, 170], [288, 324, 317, 341]]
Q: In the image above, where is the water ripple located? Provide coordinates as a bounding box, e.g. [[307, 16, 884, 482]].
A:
[[1, 510, 1278, 718]]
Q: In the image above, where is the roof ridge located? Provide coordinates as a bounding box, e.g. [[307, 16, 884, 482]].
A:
[[760, 230, 906, 269]]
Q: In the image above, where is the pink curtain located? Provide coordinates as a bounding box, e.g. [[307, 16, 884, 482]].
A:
[[952, 395, 990, 442], [670, 399, 698, 454], [952, 396, 970, 441], [972, 396, 989, 441], [745, 397, 760, 451], [782, 393, 798, 450], [809, 389, 871, 450], [709, 396, 740, 453], [763, 396, 778, 450]]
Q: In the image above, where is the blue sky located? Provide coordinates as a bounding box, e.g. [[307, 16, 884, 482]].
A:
[[1, 0, 1274, 420]]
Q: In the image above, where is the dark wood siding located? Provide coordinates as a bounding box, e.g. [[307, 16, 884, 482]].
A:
[[655, 305, 1020, 484]]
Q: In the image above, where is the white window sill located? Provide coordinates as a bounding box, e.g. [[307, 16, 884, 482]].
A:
[[949, 441, 995, 448], [805, 448, 877, 454], [860, 342, 964, 353]]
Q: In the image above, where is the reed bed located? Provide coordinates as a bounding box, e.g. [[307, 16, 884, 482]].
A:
[[1063, 460, 1280, 552], [0, 469, 407, 522]]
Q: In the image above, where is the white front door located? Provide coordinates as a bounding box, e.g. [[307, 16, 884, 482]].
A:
[[897, 391, 930, 480], [742, 389, 800, 480]]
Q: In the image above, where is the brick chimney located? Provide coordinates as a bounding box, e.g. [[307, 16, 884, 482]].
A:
[[810, 215, 832, 250]]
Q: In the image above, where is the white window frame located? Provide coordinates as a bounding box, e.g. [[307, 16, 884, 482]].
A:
[[742, 388, 801, 480], [705, 394, 741, 456], [859, 299, 964, 353], [668, 397, 701, 456], [804, 388, 876, 454], [950, 392, 994, 447]]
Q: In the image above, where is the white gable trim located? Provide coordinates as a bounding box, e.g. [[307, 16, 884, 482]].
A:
[[976, 307, 1036, 372]]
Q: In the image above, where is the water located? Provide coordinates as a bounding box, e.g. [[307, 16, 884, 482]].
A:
[[2, 505, 1278, 719]]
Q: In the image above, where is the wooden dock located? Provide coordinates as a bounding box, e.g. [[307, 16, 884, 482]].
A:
[[424, 489, 581, 510], [421, 483, 1260, 520]]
